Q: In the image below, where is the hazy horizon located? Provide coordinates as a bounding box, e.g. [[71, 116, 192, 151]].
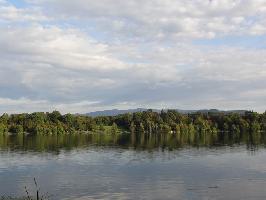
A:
[[0, 107, 258, 116]]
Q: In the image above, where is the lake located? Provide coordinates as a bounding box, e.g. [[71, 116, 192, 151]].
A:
[[1, 132, 266, 200]]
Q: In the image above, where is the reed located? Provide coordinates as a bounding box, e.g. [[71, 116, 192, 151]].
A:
[[1, 178, 51, 200]]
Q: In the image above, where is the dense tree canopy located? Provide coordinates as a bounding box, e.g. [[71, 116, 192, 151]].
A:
[[0, 110, 266, 136]]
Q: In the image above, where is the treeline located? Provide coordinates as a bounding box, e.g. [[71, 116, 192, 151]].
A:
[[0, 110, 266, 135]]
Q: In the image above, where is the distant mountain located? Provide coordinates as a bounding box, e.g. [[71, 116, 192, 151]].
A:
[[193, 109, 248, 115], [85, 108, 248, 117], [86, 108, 154, 117]]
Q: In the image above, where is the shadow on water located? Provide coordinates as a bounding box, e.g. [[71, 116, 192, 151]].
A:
[[1, 130, 266, 153]]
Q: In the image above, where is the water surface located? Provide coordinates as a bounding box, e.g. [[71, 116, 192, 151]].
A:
[[1, 133, 266, 200]]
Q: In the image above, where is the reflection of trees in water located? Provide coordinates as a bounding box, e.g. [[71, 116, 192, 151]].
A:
[[0, 131, 266, 152]]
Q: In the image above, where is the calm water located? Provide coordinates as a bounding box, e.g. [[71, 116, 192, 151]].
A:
[[1, 133, 266, 200]]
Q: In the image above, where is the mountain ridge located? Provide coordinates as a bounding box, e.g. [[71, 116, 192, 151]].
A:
[[85, 108, 248, 117]]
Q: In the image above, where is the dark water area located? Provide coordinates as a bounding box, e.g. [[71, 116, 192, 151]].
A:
[[1, 132, 266, 200]]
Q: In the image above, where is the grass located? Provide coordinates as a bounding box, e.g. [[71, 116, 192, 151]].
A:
[[1, 178, 51, 200]]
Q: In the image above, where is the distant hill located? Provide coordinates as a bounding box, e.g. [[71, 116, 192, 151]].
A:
[[85, 108, 248, 117], [86, 108, 155, 117]]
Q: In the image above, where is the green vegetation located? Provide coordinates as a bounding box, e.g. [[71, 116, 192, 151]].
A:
[[1, 110, 266, 137]]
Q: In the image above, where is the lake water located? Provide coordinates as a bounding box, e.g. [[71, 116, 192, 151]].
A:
[[1, 133, 266, 200]]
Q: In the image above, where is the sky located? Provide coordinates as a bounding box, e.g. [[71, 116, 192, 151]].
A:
[[0, 0, 266, 114]]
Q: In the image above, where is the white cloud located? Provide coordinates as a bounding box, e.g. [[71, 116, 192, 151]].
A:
[[0, 97, 101, 114], [0, 1, 48, 22], [0, 0, 266, 113], [0, 97, 47, 106], [0, 25, 127, 71], [26, 0, 266, 39]]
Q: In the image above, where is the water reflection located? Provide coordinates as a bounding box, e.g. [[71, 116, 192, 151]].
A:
[[1, 132, 266, 199], [0, 131, 266, 152]]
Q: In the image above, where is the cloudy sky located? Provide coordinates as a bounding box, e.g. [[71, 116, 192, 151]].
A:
[[0, 0, 266, 114]]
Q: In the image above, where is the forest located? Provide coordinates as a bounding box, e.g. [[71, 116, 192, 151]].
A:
[[0, 110, 266, 136]]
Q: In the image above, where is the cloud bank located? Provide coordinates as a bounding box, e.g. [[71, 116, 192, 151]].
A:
[[0, 0, 266, 113]]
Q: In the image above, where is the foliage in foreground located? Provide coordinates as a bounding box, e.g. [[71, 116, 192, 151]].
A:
[[0, 110, 266, 136]]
